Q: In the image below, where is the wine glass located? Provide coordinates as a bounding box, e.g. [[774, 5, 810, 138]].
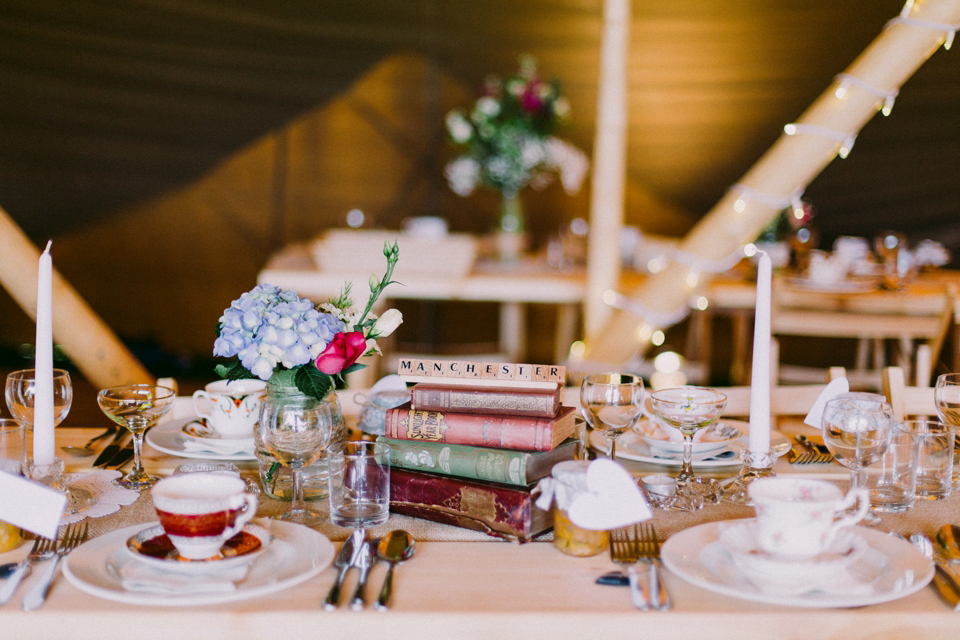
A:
[[580, 373, 644, 461], [648, 387, 727, 486], [5, 368, 73, 466], [934, 373, 960, 486], [97, 384, 175, 490], [821, 396, 892, 526], [259, 396, 333, 526]]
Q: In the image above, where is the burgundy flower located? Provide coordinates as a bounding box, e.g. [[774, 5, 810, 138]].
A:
[[314, 331, 367, 374]]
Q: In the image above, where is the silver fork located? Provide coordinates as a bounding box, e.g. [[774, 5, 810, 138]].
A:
[[787, 446, 815, 465], [0, 534, 57, 605], [636, 522, 672, 611], [609, 526, 648, 610], [22, 521, 88, 611]]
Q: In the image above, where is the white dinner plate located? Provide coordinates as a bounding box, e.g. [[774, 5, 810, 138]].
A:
[[588, 429, 790, 468], [63, 519, 334, 606], [784, 276, 878, 293], [661, 519, 933, 608], [147, 418, 256, 461]]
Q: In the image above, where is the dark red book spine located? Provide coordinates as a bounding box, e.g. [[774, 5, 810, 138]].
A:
[[410, 383, 560, 418], [384, 404, 575, 451], [388, 468, 551, 542]]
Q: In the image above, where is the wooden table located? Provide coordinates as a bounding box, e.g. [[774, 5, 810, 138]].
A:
[[3, 420, 960, 639]]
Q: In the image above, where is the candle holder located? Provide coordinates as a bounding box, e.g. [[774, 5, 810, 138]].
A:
[[718, 449, 776, 505], [25, 457, 95, 516]]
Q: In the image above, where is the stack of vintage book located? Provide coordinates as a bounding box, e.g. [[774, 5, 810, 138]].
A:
[[382, 358, 576, 541]]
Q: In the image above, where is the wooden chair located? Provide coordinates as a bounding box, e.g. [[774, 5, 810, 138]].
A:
[[881, 366, 936, 421], [771, 283, 954, 389]]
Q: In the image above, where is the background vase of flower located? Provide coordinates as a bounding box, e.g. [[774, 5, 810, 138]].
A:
[[444, 55, 589, 262]]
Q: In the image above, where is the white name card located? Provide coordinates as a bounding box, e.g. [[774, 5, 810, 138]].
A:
[[0, 472, 66, 539]]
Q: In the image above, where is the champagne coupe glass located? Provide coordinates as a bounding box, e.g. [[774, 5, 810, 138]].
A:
[[259, 398, 333, 526], [5, 368, 73, 465], [97, 384, 175, 490], [821, 396, 892, 526], [580, 373, 644, 461], [934, 373, 960, 486], [648, 387, 727, 486]]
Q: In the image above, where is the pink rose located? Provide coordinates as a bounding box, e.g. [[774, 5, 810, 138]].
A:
[[315, 331, 367, 374]]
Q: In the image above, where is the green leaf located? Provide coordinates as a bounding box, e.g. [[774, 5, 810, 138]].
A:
[[215, 361, 256, 381], [341, 362, 368, 375], [295, 366, 334, 401]]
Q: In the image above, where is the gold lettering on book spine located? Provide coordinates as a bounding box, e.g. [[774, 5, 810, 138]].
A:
[[448, 390, 551, 412], [447, 487, 497, 522], [405, 409, 447, 441]]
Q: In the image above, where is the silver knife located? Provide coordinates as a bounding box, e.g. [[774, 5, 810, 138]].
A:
[[349, 537, 377, 611], [324, 529, 365, 610], [93, 429, 130, 467]]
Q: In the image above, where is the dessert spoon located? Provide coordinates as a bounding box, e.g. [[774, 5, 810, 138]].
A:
[[374, 530, 415, 611], [61, 426, 116, 457]]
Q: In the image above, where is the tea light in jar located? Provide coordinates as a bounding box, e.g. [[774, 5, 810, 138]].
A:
[[641, 474, 677, 498]]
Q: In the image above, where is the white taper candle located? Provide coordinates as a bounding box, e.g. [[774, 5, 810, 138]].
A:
[[33, 240, 55, 466], [748, 251, 771, 454]]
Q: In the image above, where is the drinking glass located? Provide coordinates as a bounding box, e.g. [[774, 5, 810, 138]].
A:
[[4, 368, 73, 464], [97, 384, 175, 490], [648, 386, 727, 485], [821, 396, 892, 525], [259, 397, 333, 526], [934, 373, 960, 487], [327, 440, 391, 529], [580, 373, 644, 462]]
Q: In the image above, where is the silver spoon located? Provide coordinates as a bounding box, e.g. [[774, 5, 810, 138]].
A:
[[374, 530, 415, 611], [61, 426, 116, 457]]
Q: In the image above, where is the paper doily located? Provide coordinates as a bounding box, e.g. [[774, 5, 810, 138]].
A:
[[61, 470, 139, 524]]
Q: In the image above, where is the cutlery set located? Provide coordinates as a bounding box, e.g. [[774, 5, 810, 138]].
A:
[[0, 521, 88, 610], [324, 529, 415, 611], [90, 428, 136, 469], [607, 522, 671, 611], [788, 434, 834, 464]]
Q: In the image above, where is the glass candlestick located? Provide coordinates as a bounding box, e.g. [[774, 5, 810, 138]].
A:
[[718, 450, 776, 505]]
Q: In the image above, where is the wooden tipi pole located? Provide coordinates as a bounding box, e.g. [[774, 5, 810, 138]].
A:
[[580, 0, 960, 366], [0, 205, 153, 388]]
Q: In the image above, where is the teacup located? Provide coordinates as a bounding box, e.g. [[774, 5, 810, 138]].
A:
[[151, 473, 257, 560], [748, 477, 868, 560], [192, 379, 266, 439]]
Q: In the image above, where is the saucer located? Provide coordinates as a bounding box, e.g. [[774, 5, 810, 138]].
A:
[[146, 418, 256, 461], [125, 522, 271, 575], [182, 418, 254, 446], [636, 419, 743, 455], [717, 521, 867, 595]]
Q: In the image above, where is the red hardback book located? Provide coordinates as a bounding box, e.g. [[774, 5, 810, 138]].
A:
[[389, 468, 552, 542], [410, 383, 561, 418], [384, 403, 576, 451]]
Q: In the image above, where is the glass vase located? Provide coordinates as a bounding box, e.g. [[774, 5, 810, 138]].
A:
[[496, 190, 527, 262], [255, 381, 345, 502]]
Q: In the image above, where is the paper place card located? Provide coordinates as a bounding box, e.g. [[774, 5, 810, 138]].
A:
[[803, 377, 851, 428], [0, 473, 67, 539]]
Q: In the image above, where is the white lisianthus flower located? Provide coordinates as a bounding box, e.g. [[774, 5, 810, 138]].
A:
[[520, 139, 546, 169], [444, 157, 480, 196], [545, 137, 590, 194], [445, 110, 473, 144], [475, 96, 500, 117], [371, 309, 403, 338]]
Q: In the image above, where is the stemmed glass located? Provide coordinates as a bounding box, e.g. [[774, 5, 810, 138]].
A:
[[821, 396, 892, 526], [648, 387, 727, 486], [259, 398, 333, 526], [580, 373, 644, 461], [4, 368, 73, 467], [934, 373, 960, 486], [97, 384, 175, 490]]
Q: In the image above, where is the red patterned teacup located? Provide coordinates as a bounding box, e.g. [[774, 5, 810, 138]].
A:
[[151, 473, 257, 560]]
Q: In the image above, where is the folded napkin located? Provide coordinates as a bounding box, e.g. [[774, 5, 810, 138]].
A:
[[180, 438, 254, 457], [803, 377, 850, 428], [120, 562, 250, 594]]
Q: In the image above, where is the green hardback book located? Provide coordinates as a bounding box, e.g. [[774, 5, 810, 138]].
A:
[[379, 436, 578, 487]]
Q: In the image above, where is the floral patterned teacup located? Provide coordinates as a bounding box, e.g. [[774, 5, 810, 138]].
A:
[[192, 379, 266, 439], [747, 477, 868, 560]]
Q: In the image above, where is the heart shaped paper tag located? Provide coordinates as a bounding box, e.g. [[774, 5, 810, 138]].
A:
[[803, 377, 850, 428], [567, 459, 652, 531]]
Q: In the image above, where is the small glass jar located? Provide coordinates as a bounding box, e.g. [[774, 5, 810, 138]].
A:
[[548, 460, 609, 557]]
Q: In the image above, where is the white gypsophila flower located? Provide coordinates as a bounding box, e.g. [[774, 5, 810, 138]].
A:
[[444, 156, 480, 196], [545, 137, 590, 194], [446, 110, 473, 144], [520, 139, 546, 169]]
